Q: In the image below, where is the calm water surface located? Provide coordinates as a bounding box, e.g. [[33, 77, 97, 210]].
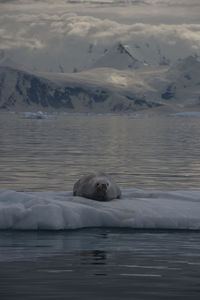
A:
[[1, 112, 200, 191], [0, 112, 200, 299]]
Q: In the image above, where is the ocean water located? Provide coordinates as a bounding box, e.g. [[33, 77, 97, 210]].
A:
[[0, 112, 200, 299], [1, 112, 200, 191]]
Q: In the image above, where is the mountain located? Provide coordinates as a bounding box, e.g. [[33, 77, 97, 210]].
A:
[[160, 55, 200, 106], [0, 55, 199, 113], [0, 65, 162, 112], [2, 37, 198, 73], [90, 43, 144, 70]]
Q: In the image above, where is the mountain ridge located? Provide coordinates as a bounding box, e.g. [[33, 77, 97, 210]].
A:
[[90, 42, 145, 70]]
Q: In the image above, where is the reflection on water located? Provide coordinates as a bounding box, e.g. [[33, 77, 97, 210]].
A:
[[1, 229, 200, 299], [79, 250, 107, 266], [1, 228, 200, 262], [1, 113, 200, 191]]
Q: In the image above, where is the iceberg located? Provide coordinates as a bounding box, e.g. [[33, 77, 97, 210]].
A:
[[0, 189, 200, 230], [20, 111, 56, 120]]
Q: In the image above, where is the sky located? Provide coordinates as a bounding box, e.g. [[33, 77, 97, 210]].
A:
[[0, 0, 200, 72]]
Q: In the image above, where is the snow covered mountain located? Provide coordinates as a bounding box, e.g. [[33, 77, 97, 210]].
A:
[[2, 38, 198, 74], [0, 55, 199, 113], [0, 65, 159, 112], [90, 43, 145, 70], [0, 63, 161, 112]]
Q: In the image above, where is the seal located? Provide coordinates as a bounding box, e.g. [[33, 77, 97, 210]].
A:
[[73, 172, 121, 201]]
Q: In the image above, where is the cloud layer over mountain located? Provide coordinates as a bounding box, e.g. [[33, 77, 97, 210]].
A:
[[0, 0, 200, 72]]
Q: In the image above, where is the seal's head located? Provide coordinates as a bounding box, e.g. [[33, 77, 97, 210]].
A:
[[95, 181, 109, 198], [90, 177, 110, 201]]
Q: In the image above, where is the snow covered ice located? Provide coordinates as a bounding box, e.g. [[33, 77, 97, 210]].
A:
[[0, 189, 200, 230]]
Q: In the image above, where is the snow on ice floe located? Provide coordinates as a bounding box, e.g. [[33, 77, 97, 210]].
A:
[[0, 189, 200, 230]]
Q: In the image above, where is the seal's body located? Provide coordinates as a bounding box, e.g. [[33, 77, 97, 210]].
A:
[[73, 172, 121, 201]]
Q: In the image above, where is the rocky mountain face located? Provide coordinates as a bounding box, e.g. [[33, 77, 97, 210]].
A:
[[0, 67, 73, 110], [0, 65, 161, 112]]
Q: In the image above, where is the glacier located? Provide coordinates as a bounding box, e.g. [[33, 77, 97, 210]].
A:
[[0, 189, 200, 230]]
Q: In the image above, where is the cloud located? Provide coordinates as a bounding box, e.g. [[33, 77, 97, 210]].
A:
[[0, 0, 200, 71], [1, 6, 200, 52], [0, 37, 44, 50], [50, 14, 200, 51]]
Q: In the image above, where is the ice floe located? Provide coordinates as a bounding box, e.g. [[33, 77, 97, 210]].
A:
[[0, 189, 200, 230]]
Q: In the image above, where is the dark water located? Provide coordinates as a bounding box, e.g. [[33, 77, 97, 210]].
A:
[[1, 112, 200, 299], [1, 229, 200, 299]]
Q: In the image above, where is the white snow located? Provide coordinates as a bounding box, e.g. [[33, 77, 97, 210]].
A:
[[0, 189, 200, 230], [108, 73, 128, 87]]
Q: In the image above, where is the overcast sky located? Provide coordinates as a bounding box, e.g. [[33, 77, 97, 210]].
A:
[[0, 0, 200, 71]]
